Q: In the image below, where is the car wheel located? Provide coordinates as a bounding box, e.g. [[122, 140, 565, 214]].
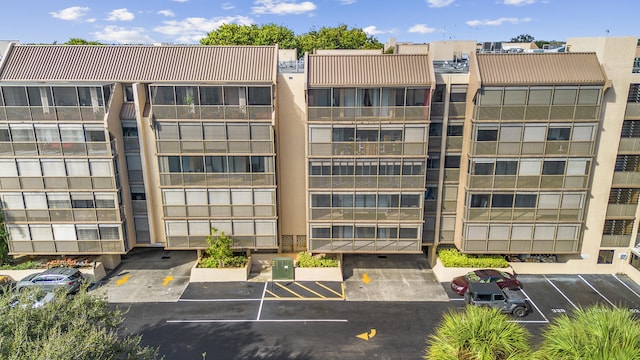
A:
[[513, 306, 527, 317]]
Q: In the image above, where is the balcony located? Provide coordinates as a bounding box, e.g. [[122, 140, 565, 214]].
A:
[[152, 105, 272, 121], [307, 106, 429, 122], [606, 204, 638, 217], [618, 138, 640, 153], [601, 235, 632, 247], [612, 171, 640, 186]]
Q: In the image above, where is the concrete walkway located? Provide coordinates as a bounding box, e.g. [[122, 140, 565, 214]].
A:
[[343, 254, 449, 301]]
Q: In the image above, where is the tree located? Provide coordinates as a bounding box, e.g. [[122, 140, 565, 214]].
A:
[[200, 23, 383, 58], [64, 38, 104, 45], [0, 287, 160, 359], [200, 23, 296, 49], [296, 25, 383, 56], [535, 305, 640, 360], [425, 306, 531, 360], [510, 34, 535, 43]]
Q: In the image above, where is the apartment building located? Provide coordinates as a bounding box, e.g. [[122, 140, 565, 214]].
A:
[[1, 37, 640, 282]]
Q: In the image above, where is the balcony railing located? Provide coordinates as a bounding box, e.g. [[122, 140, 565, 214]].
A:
[[308, 106, 430, 122], [606, 204, 638, 217], [0, 106, 106, 121], [152, 105, 272, 120], [618, 138, 640, 152]]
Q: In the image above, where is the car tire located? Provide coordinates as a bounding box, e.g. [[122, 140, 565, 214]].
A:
[[513, 306, 527, 317]]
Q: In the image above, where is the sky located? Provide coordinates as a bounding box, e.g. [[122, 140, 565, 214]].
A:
[[2, 0, 639, 45]]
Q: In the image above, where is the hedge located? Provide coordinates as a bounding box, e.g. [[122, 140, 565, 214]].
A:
[[438, 248, 509, 268]]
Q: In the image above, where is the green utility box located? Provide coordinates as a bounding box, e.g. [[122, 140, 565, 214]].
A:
[[272, 257, 294, 281]]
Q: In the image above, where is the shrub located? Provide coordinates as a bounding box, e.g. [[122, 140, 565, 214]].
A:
[[296, 252, 339, 268], [197, 228, 247, 268], [0, 260, 43, 270], [438, 248, 508, 268]]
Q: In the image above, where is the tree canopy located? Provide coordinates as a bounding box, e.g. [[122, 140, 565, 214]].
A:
[[64, 38, 104, 45], [200, 23, 383, 57], [0, 287, 159, 359], [510, 34, 535, 43]]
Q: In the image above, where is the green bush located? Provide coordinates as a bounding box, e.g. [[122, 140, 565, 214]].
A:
[[0, 261, 43, 270], [197, 228, 247, 268], [296, 252, 339, 268], [438, 248, 509, 268]]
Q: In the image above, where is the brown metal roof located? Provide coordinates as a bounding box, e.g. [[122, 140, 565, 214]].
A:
[[476, 53, 606, 85], [0, 45, 276, 83], [308, 54, 431, 87]]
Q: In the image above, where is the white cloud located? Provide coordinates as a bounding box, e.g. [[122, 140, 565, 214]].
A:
[[158, 9, 175, 17], [50, 6, 90, 21], [154, 15, 254, 43], [408, 24, 437, 34], [339, 0, 357, 4], [92, 26, 154, 44], [222, 2, 235, 9], [466, 17, 531, 26], [252, 0, 317, 15], [363, 26, 384, 35], [503, 0, 535, 5], [427, 0, 454, 7], [106, 8, 135, 21]]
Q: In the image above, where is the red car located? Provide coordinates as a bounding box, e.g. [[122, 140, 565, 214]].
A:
[[450, 269, 521, 296]]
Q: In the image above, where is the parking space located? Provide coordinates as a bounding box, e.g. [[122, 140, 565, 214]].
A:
[[264, 281, 344, 300], [444, 274, 640, 323]]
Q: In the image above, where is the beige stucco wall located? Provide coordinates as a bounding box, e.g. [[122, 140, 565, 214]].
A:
[[568, 36, 638, 273], [428, 40, 476, 60], [105, 84, 136, 251], [276, 73, 307, 242], [133, 82, 164, 246]]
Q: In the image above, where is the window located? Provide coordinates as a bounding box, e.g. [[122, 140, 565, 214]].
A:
[[449, 85, 467, 103], [332, 194, 354, 207], [28, 87, 54, 108], [199, 86, 223, 105], [356, 160, 378, 175], [552, 88, 577, 105], [309, 161, 330, 176], [470, 194, 490, 208], [248, 87, 271, 105], [547, 127, 571, 141], [35, 125, 60, 142], [377, 227, 397, 239], [495, 160, 517, 175], [406, 88, 429, 106], [603, 219, 634, 235], [491, 194, 513, 208], [433, 85, 446, 103], [514, 194, 537, 208], [609, 188, 640, 205], [429, 123, 442, 136], [377, 194, 399, 207], [615, 155, 640, 172], [444, 156, 460, 168], [124, 85, 135, 102], [333, 160, 354, 175], [308, 89, 331, 106], [332, 128, 354, 142], [311, 194, 330, 207], [402, 161, 423, 175], [52, 87, 79, 106], [84, 127, 106, 142], [400, 194, 420, 208], [179, 123, 203, 140], [2, 87, 28, 106], [503, 89, 527, 105], [41, 159, 65, 176], [476, 128, 498, 141], [621, 121, 640, 138], [355, 226, 375, 238], [379, 161, 400, 175], [523, 125, 546, 141], [223, 86, 246, 106], [228, 156, 250, 173], [447, 125, 463, 136], [542, 160, 566, 175], [499, 125, 522, 142], [356, 128, 378, 141], [355, 194, 376, 207], [473, 160, 494, 175], [399, 227, 418, 239], [577, 88, 600, 105], [312, 227, 331, 238], [71, 193, 94, 208], [478, 88, 502, 105], [332, 225, 353, 238], [598, 250, 615, 264], [205, 156, 226, 173], [10, 125, 35, 141]]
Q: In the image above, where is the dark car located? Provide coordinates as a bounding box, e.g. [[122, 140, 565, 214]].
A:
[[464, 282, 529, 317], [451, 269, 521, 296], [16, 267, 84, 294]]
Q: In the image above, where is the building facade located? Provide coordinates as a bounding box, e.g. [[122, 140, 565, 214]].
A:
[[1, 37, 640, 281]]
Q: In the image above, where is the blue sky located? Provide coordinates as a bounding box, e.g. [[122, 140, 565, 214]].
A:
[[3, 0, 639, 45]]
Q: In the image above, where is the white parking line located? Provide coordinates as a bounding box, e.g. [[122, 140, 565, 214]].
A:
[[519, 288, 549, 323], [256, 282, 267, 320], [544, 275, 578, 310], [167, 319, 349, 323], [613, 274, 640, 299], [578, 275, 616, 308], [179, 298, 262, 302]]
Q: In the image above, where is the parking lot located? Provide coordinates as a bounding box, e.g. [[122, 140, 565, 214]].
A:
[[444, 274, 640, 323]]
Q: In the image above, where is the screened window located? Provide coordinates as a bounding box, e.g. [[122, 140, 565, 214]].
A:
[[152, 86, 175, 105], [528, 88, 552, 105], [200, 86, 223, 105], [476, 128, 498, 141], [478, 89, 502, 106], [0, 159, 18, 176], [179, 123, 203, 140], [492, 194, 513, 208], [52, 87, 79, 106], [495, 160, 517, 175], [312, 194, 331, 207], [355, 194, 376, 207], [552, 88, 577, 105], [542, 160, 565, 175], [470, 194, 490, 208], [156, 123, 179, 140], [473, 161, 494, 175], [205, 156, 227, 173], [2, 87, 28, 106], [547, 127, 571, 141], [503, 89, 527, 105], [85, 127, 106, 142], [248, 87, 271, 105], [308, 89, 332, 106], [514, 194, 537, 208], [400, 194, 420, 208], [444, 156, 460, 168]]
